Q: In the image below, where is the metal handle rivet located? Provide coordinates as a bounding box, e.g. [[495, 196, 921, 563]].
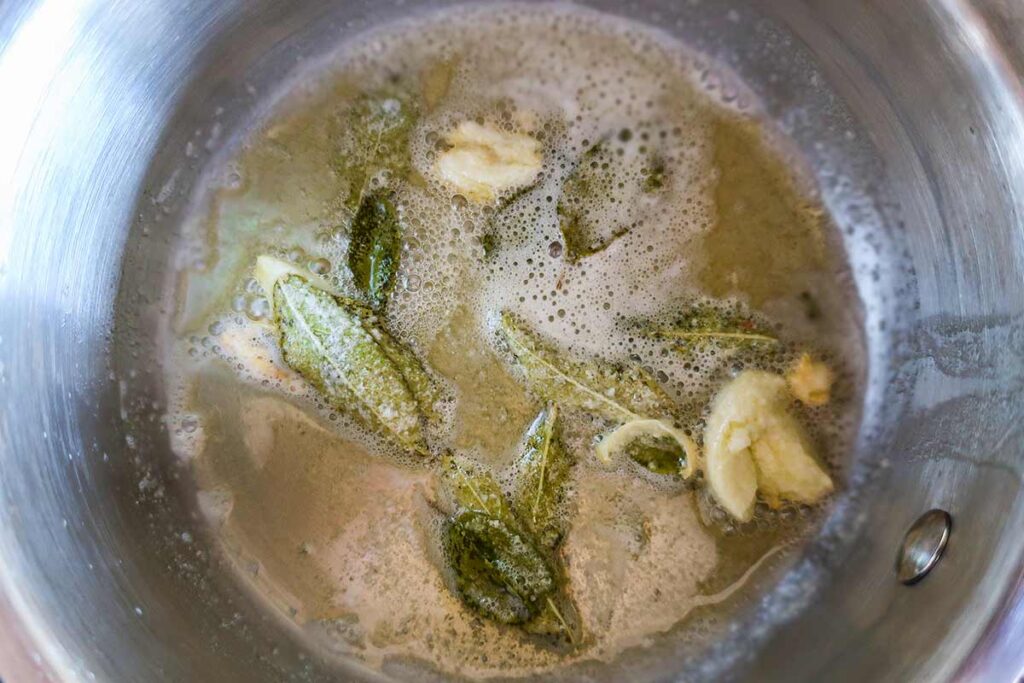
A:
[[896, 509, 951, 585]]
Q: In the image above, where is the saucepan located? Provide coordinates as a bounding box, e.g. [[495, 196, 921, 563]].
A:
[[0, 0, 1022, 680]]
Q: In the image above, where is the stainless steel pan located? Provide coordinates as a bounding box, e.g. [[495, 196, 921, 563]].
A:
[[1, 1, 1022, 680]]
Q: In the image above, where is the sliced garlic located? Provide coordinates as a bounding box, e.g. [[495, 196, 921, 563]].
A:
[[704, 371, 833, 522], [786, 353, 833, 406], [435, 121, 542, 203], [595, 418, 700, 478]]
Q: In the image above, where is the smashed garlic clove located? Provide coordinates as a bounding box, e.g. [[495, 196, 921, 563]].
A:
[[704, 370, 833, 522], [786, 353, 833, 406], [595, 418, 700, 478], [750, 414, 834, 509], [435, 121, 541, 203]]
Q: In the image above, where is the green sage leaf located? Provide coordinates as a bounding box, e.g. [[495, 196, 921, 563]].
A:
[[627, 434, 686, 475], [557, 141, 627, 261], [557, 136, 667, 262], [348, 190, 402, 310], [497, 311, 677, 422], [365, 318, 441, 421], [335, 89, 419, 212], [524, 592, 581, 646], [481, 182, 540, 258], [512, 405, 572, 550], [259, 258, 427, 453], [445, 510, 555, 624], [643, 154, 667, 193], [440, 453, 514, 521], [646, 302, 778, 354]]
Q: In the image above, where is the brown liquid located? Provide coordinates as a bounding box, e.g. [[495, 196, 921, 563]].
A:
[[699, 114, 829, 307]]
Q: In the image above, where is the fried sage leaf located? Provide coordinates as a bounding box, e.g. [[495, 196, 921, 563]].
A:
[[628, 436, 686, 475], [524, 588, 581, 646], [648, 302, 778, 354], [445, 510, 555, 624], [348, 190, 402, 310], [366, 319, 441, 420], [497, 311, 676, 422], [643, 154, 667, 193], [595, 418, 700, 478], [480, 182, 539, 258], [440, 453, 514, 521], [255, 255, 427, 453], [335, 89, 419, 212], [258, 255, 438, 417], [512, 405, 572, 550], [557, 136, 667, 262], [557, 141, 627, 261], [436, 454, 581, 643]]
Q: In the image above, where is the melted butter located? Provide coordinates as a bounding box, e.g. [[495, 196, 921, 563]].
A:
[[698, 114, 829, 307], [427, 307, 536, 464]]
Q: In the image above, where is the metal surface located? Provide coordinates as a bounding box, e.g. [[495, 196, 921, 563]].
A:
[[0, 1, 1022, 682], [897, 510, 953, 585]]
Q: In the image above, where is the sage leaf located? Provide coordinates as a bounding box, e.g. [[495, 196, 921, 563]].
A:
[[524, 593, 581, 646], [256, 256, 427, 453], [512, 405, 572, 550], [481, 182, 540, 258], [497, 311, 677, 422], [348, 190, 402, 310], [445, 510, 555, 624], [627, 436, 686, 475], [647, 302, 778, 354], [438, 453, 578, 641], [335, 89, 419, 212], [643, 154, 666, 193], [557, 141, 628, 262], [440, 453, 513, 521], [366, 319, 441, 420], [557, 136, 667, 262]]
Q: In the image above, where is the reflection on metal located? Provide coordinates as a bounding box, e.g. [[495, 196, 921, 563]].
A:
[[896, 509, 952, 585]]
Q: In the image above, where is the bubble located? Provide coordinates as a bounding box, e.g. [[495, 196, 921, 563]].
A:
[[247, 297, 271, 321], [309, 258, 331, 275]]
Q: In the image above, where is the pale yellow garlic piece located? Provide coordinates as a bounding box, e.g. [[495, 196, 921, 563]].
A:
[[786, 353, 834, 406], [704, 371, 833, 522], [435, 121, 541, 203], [595, 418, 701, 478]]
